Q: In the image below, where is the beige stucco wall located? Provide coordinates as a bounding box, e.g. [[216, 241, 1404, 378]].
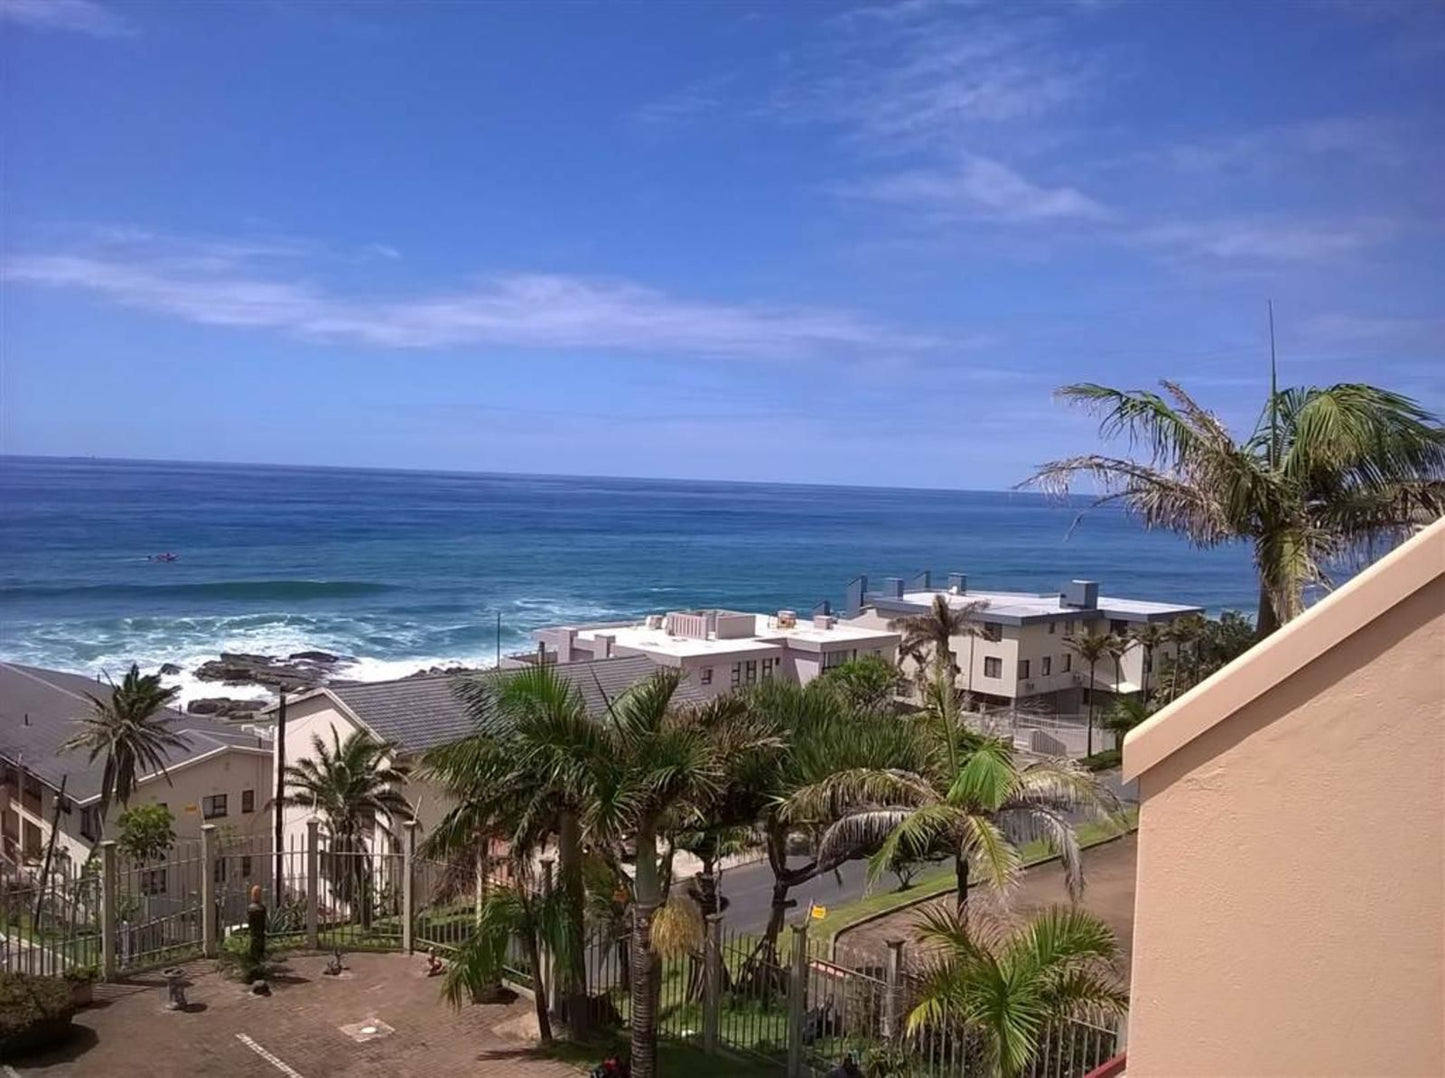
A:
[[1126, 573, 1444, 1076]]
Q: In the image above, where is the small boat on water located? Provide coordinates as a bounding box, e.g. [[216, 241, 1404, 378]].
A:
[[149, 552, 179, 562]]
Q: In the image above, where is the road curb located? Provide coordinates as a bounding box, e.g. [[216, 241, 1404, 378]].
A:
[[828, 825, 1139, 961]]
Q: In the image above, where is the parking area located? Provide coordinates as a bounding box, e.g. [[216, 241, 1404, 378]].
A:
[[6, 951, 580, 1078]]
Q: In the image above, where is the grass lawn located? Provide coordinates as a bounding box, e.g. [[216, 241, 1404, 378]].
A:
[[812, 808, 1140, 941]]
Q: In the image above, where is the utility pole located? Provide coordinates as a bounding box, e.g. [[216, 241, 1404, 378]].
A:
[[274, 691, 287, 901], [495, 611, 501, 668], [1268, 299, 1279, 471]]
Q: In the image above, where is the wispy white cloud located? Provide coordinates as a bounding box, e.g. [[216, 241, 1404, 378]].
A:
[[4, 233, 935, 359], [1133, 218, 1394, 263], [632, 76, 733, 128], [0, 0, 132, 37], [844, 155, 1109, 223]]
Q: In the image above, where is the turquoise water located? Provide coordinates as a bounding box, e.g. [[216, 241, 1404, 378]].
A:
[[0, 456, 1256, 696]]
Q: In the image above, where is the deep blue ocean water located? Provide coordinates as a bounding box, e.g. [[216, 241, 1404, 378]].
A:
[[0, 456, 1258, 700]]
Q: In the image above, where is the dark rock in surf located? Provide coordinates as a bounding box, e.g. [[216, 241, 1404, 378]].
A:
[[159, 663, 183, 676], [188, 696, 267, 719]]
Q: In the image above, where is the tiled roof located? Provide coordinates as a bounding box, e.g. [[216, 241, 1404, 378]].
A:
[[0, 662, 270, 801], [330, 654, 704, 753]]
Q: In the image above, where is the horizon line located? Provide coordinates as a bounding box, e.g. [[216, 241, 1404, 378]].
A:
[[0, 451, 1083, 501]]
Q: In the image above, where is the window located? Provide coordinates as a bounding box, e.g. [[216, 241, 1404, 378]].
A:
[[240, 855, 253, 879], [202, 794, 228, 819], [823, 649, 854, 670], [731, 664, 741, 687], [761, 657, 776, 681], [981, 622, 1002, 642], [1047, 621, 1056, 635], [141, 868, 167, 895], [1018, 659, 1030, 680], [1111, 619, 1129, 636], [241, 789, 255, 814], [1042, 656, 1052, 676], [1063, 653, 1072, 673], [1065, 620, 1076, 635], [700, 667, 713, 686], [983, 657, 1002, 678], [744, 660, 758, 684], [79, 806, 101, 842], [214, 857, 228, 884]]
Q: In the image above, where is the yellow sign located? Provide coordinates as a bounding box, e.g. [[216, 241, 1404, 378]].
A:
[[810, 905, 827, 919]]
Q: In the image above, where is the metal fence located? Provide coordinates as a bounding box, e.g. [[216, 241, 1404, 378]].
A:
[[3, 830, 1121, 1078]]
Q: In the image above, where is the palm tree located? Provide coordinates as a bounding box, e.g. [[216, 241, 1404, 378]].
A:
[[1026, 380, 1445, 637], [1126, 622, 1169, 702], [440, 855, 571, 1045], [789, 669, 1120, 918], [1063, 632, 1125, 757], [420, 665, 604, 1034], [594, 670, 777, 1078], [62, 663, 188, 829], [891, 595, 990, 688], [907, 906, 1128, 1078], [280, 728, 412, 927], [818, 653, 904, 717]]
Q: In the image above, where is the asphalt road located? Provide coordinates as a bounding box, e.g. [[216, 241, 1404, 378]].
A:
[[708, 769, 1137, 937]]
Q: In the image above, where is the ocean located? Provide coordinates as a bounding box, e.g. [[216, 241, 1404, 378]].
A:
[[0, 456, 1258, 703]]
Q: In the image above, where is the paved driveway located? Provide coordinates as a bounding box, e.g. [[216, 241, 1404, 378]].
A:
[[6, 952, 579, 1078]]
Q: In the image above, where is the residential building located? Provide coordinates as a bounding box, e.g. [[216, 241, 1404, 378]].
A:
[[1121, 518, 1443, 1076], [0, 662, 273, 879], [269, 654, 699, 854], [526, 607, 899, 697], [842, 572, 1200, 714]]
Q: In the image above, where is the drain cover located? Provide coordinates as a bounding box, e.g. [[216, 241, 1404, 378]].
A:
[[340, 1018, 394, 1043]]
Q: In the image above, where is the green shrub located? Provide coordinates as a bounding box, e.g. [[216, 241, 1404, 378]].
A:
[[0, 972, 76, 1060], [1080, 748, 1122, 772]]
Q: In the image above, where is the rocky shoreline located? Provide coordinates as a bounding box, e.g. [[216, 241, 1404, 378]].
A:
[[169, 650, 483, 719]]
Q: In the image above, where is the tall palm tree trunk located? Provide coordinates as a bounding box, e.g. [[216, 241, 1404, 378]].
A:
[[630, 818, 662, 1078], [1255, 584, 1280, 638], [953, 851, 970, 918], [1085, 659, 1098, 756], [523, 926, 554, 1044], [555, 812, 590, 1034]]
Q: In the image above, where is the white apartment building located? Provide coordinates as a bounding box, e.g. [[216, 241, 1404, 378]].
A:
[[1, 662, 273, 881], [527, 607, 900, 697], [842, 572, 1201, 714]]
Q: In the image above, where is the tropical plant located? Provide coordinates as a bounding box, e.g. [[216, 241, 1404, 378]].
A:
[[115, 803, 175, 864], [61, 663, 187, 828], [1125, 621, 1170, 701], [1025, 380, 1445, 637], [790, 668, 1120, 917], [907, 906, 1128, 1078], [440, 859, 571, 1044], [279, 728, 411, 928], [1099, 696, 1152, 748], [818, 654, 905, 717], [890, 595, 990, 686], [421, 665, 606, 1034], [1062, 632, 1126, 756]]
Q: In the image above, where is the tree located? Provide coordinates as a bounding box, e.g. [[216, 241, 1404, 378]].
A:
[[62, 663, 187, 829], [1099, 696, 1152, 749], [1126, 622, 1170, 702], [594, 670, 777, 1078], [1156, 610, 1258, 700], [908, 906, 1128, 1078], [1026, 380, 1445, 637], [420, 665, 605, 1034], [818, 654, 904, 717], [1063, 633, 1125, 756], [890, 595, 990, 688], [280, 728, 412, 928], [440, 856, 571, 1045], [789, 669, 1119, 918], [115, 803, 175, 864]]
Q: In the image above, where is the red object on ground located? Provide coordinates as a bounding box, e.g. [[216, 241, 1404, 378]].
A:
[[1083, 1052, 1127, 1078]]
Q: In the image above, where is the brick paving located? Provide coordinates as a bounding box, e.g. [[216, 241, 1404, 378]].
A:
[[8, 951, 581, 1078], [834, 834, 1139, 985]]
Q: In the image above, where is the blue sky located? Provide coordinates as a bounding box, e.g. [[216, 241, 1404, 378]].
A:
[[2, 0, 1442, 489]]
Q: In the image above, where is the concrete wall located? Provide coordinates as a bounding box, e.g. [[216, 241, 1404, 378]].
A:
[[1125, 563, 1444, 1075]]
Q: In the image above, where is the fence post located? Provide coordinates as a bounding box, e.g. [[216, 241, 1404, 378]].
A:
[[200, 824, 217, 957], [702, 914, 722, 1055], [306, 818, 319, 950], [402, 820, 418, 954], [885, 938, 905, 1039], [99, 839, 118, 980], [787, 922, 808, 1078]]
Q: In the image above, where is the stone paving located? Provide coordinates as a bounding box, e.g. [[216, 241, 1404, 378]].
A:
[[7, 951, 580, 1078]]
